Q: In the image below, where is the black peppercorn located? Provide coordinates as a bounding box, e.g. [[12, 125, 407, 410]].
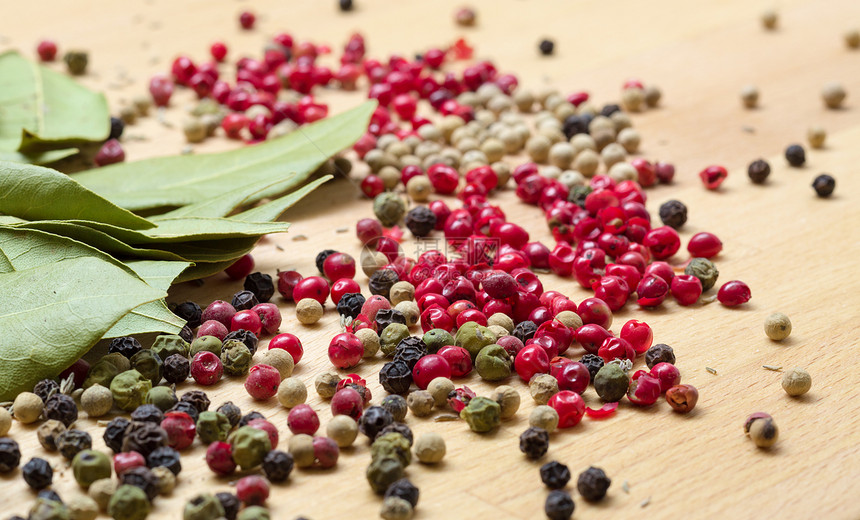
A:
[[104, 417, 130, 453], [645, 343, 675, 369], [375, 422, 413, 446], [109, 116, 124, 140], [600, 104, 621, 118], [379, 360, 413, 394], [519, 427, 549, 460], [168, 401, 199, 423], [577, 466, 611, 501], [131, 404, 164, 424], [397, 335, 427, 353], [393, 344, 426, 370], [579, 354, 604, 381], [376, 308, 407, 334], [359, 406, 394, 440], [404, 206, 437, 238], [545, 490, 575, 520], [223, 329, 259, 355], [37, 489, 62, 504], [33, 378, 60, 403], [785, 144, 806, 167], [262, 450, 294, 482], [22, 457, 53, 490], [178, 324, 194, 344], [540, 461, 571, 489], [315, 249, 338, 273], [538, 39, 555, 55], [568, 185, 592, 208], [380, 395, 408, 423], [57, 429, 91, 460], [562, 114, 592, 139], [45, 393, 78, 427], [147, 446, 182, 476], [812, 174, 835, 197], [336, 292, 366, 319], [109, 337, 143, 359], [217, 402, 242, 428], [384, 478, 419, 507], [0, 438, 21, 472], [346, 383, 371, 404], [244, 272, 275, 303], [163, 354, 190, 384], [231, 290, 259, 311], [238, 411, 266, 427], [121, 466, 159, 500], [216, 492, 240, 520], [339, 0, 353, 11], [369, 269, 399, 299], [180, 390, 211, 413], [747, 158, 771, 184], [658, 200, 688, 229], [122, 422, 168, 458], [172, 301, 202, 328], [513, 320, 537, 344]]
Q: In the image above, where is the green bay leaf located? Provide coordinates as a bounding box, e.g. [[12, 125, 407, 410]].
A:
[[0, 148, 78, 165], [232, 175, 332, 222]]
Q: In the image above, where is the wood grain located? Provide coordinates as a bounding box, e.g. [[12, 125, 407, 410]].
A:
[[1, 0, 859, 519]]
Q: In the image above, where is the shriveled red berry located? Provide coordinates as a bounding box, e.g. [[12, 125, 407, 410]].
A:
[[687, 232, 723, 258], [717, 280, 751, 306], [287, 404, 320, 435], [598, 337, 635, 362], [239, 11, 256, 29], [361, 175, 385, 198], [643, 226, 681, 260], [236, 475, 269, 505], [547, 391, 586, 428], [627, 373, 662, 406], [636, 275, 670, 307], [699, 165, 728, 190], [650, 362, 681, 392], [313, 436, 339, 468], [191, 351, 223, 386], [276, 270, 303, 301], [206, 441, 236, 475], [670, 275, 702, 306], [592, 276, 629, 311], [113, 452, 145, 476], [551, 361, 590, 394], [575, 324, 612, 355], [247, 418, 279, 449], [666, 384, 698, 413], [514, 344, 550, 382], [620, 319, 653, 355], [225, 254, 254, 280], [37, 40, 58, 61]]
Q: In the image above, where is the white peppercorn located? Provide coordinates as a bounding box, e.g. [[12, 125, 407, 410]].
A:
[[513, 90, 535, 112], [257, 349, 294, 379], [554, 311, 583, 330], [610, 111, 633, 132], [81, 385, 113, 417], [0, 407, 11, 436], [621, 87, 645, 112], [381, 496, 413, 520], [781, 368, 811, 396], [530, 374, 559, 405], [845, 29, 860, 49], [644, 85, 662, 107], [529, 405, 559, 433], [277, 377, 307, 408], [406, 176, 432, 202], [68, 494, 99, 520], [427, 377, 455, 407], [151, 465, 176, 495], [616, 127, 641, 154], [807, 126, 826, 149], [417, 124, 443, 142], [608, 162, 638, 183], [822, 82, 846, 109], [541, 165, 562, 179], [558, 170, 586, 189], [183, 118, 207, 143], [487, 313, 514, 332], [406, 391, 434, 417], [601, 143, 627, 168], [740, 85, 759, 109], [13, 391, 43, 423], [327, 415, 359, 448], [492, 385, 521, 420], [315, 372, 341, 399], [296, 298, 323, 325], [764, 313, 792, 341], [361, 249, 388, 278], [356, 328, 380, 358], [526, 135, 552, 163], [573, 149, 600, 177], [395, 301, 420, 328], [549, 142, 575, 169], [491, 161, 512, 187], [414, 432, 446, 463], [761, 9, 778, 30]]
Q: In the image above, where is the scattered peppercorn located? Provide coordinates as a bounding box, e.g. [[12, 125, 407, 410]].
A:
[[64, 50, 88, 75], [216, 492, 241, 520], [784, 144, 806, 167], [0, 438, 21, 472], [231, 290, 259, 311], [34, 378, 60, 403], [373, 193, 407, 227], [81, 384, 114, 417], [545, 490, 575, 520], [103, 417, 130, 453], [539, 39, 555, 56], [337, 292, 366, 319], [169, 401, 200, 423], [781, 367, 812, 396], [23, 457, 54, 490], [761, 9, 778, 29], [260, 449, 293, 483], [380, 360, 413, 394], [148, 445, 182, 475], [666, 384, 699, 413], [807, 126, 826, 149], [121, 421, 167, 458], [339, 0, 354, 12], [812, 174, 835, 197], [120, 466, 159, 500], [685, 257, 719, 291], [72, 449, 111, 488], [658, 200, 687, 229], [228, 426, 271, 470], [593, 364, 629, 402], [519, 426, 549, 460], [184, 493, 226, 520], [764, 312, 792, 340], [131, 403, 164, 425], [644, 344, 675, 369], [380, 496, 412, 520], [13, 391, 44, 423], [58, 429, 92, 460], [744, 412, 779, 448], [541, 461, 571, 489], [108, 484, 150, 520], [404, 206, 437, 237], [360, 406, 394, 440], [740, 85, 759, 108], [577, 466, 611, 501], [530, 374, 560, 405], [369, 269, 400, 299], [821, 82, 846, 109]]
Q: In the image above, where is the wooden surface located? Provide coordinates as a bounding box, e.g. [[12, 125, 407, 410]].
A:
[[2, 0, 860, 518]]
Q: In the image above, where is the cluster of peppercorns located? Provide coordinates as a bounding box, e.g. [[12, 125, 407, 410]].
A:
[[535, 461, 612, 520]]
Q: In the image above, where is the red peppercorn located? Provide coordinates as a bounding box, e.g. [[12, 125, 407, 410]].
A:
[[547, 391, 586, 428], [276, 270, 303, 302], [620, 319, 653, 355], [627, 373, 661, 406], [437, 346, 472, 377], [221, 113, 248, 140], [670, 274, 702, 306], [231, 310, 262, 335], [636, 275, 670, 307], [287, 404, 320, 435], [191, 351, 223, 386], [717, 280, 751, 306], [604, 264, 640, 296], [268, 333, 303, 364], [94, 139, 125, 167], [197, 321, 227, 341], [655, 161, 675, 184], [247, 418, 279, 450], [328, 333, 364, 369], [592, 276, 629, 311], [113, 452, 145, 476], [293, 276, 330, 305], [643, 226, 681, 260], [699, 165, 728, 190], [205, 441, 236, 475], [236, 475, 269, 506], [239, 11, 256, 29], [687, 232, 723, 258], [598, 337, 635, 363], [313, 436, 339, 469], [514, 344, 550, 382], [331, 387, 364, 420], [244, 364, 280, 400], [412, 354, 452, 389], [323, 253, 356, 281], [643, 261, 674, 285], [210, 42, 228, 62], [36, 40, 58, 61], [427, 164, 460, 194], [535, 319, 574, 354], [421, 305, 455, 333], [666, 384, 698, 413], [330, 278, 361, 305], [550, 296, 578, 315], [356, 218, 384, 246], [549, 244, 576, 277], [252, 303, 281, 335], [649, 362, 681, 392], [225, 254, 254, 280], [575, 324, 612, 355], [577, 297, 612, 329], [551, 361, 590, 394], [161, 411, 196, 450], [148, 75, 174, 107]]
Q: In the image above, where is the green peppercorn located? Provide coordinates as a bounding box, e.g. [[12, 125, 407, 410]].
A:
[[228, 426, 271, 470], [130, 350, 163, 386], [372, 432, 412, 467], [72, 449, 112, 488], [236, 506, 271, 520], [110, 370, 152, 412], [492, 385, 521, 419], [460, 396, 501, 433], [422, 329, 455, 353], [28, 497, 70, 520], [373, 192, 407, 227], [685, 257, 719, 291], [190, 336, 222, 357], [380, 323, 411, 356], [475, 344, 512, 381], [67, 494, 99, 520], [193, 411, 230, 444], [454, 321, 498, 360], [150, 335, 190, 361], [84, 353, 129, 389], [108, 484, 150, 520], [367, 457, 405, 495], [64, 50, 88, 75], [183, 493, 226, 520], [221, 340, 252, 376], [80, 385, 113, 418], [381, 395, 408, 422], [145, 386, 178, 412], [593, 364, 629, 402]]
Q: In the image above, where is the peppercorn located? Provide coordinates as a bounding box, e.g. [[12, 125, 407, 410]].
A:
[[67, 494, 99, 520], [460, 396, 501, 433], [747, 158, 771, 184], [147, 445, 182, 476], [295, 297, 324, 324], [109, 370, 152, 413], [594, 364, 629, 402], [372, 432, 412, 467], [640, 345, 673, 371], [377, 423, 413, 447], [72, 449, 111, 488], [807, 126, 827, 149], [130, 404, 163, 425], [538, 39, 555, 56], [58, 429, 92, 460], [150, 334, 190, 360], [404, 206, 437, 237], [169, 401, 200, 423], [380, 324, 410, 357], [354, 328, 381, 358], [380, 496, 413, 520], [28, 498, 69, 520], [761, 312, 792, 342], [385, 478, 419, 508], [393, 343, 427, 371], [144, 386, 176, 413], [359, 406, 394, 440], [108, 485, 150, 520], [685, 257, 719, 291], [236, 506, 270, 520], [812, 174, 835, 198], [785, 144, 806, 167], [63, 50, 88, 75], [22, 457, 53, 490], [221, 341, 252, 377], [215, 492, 240, 520], [658, 200, 687, 229], [0, 408, 10, 437], [231, 290, 259, 311], [33, 378, 60, 403], [153, 467, 178, 497], [745, 413, 778, 448], [376, 308, 407, 335], [740, 85, 759, 108], [821, 82, 846, 109], [256, 449, 293, 483], [323, 415, 357, 448], [781, 367, 812, 396], [76, 384, 111, 418], [43, 393, 77, 427], [406, 391, 434, 417], [190, 336, 222, 359], [339, 0, 354, 11], [121, 421, 167, 457], [169, 302, 201, 329], [88, 477, 117, 511], [13, 391, 44, 423], [0, 437, 21, 472], [373, 193, 407, 227], [242, 273, 274, 303], [183, 493, 225, 520], [37, 488, 62, 505], [120, 466, 158, 500], [511, 320, 537, 344], [540, 461, 571, 490], [367, 456, 405, 495], [101, 417, 129, 453], [519, 427, 549, 460], [529, 405, 559, 433], [576, 466, 611, 501], [369, 269, 400, 299], [472, 344, 510, 381], [410, 432, 444, 465], [287, 434, 315, 468], [36, 420, 66, 452], [380, 360, 413, 394], [228, 426, 271, 470], [337, 293, 366, 319]]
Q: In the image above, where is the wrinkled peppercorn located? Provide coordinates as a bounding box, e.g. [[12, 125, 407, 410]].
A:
[[72, 449, 111, 488], [104, 417, 130, 453], [122, 422, 168, 457], [216, 492, 241, 520], [108, 485, 150, 520], [163, 354, 190, 384], [231, 290, 259, 311], [369, 269, 399, 299], [658, 200, 687, 229], [223, 330, 259, 355], [600, 104, 621, 117], [339, 0, 354, 12], [376, 308, 407, 334], [812, 174, 835, 197], [568, 185, 592, 208], [217, 402, 242, 428], [173, 301, 203, 328], [359, 406, 394, 440], [239, 411, 266, 428], [404, 206, 437, 237], [131, 404, 164, 424], [315, 249, 338, 273], [107, 336, 142, 360], [563, 114, 592, 139], [262, 450, 294, 482], [337, 292, 366, 319], [393, 345, 426, 370], [579, 354, 604, 381], [384, 478, 419, 507], [180, 390, 211, 413], [57, 429, 92, 460], [513, 320, 537, 344], [685, 258, 719, 291], [183, 494, 225, 520], [168, 401, 200, 423], [645, 344, 675, 369], [538, 39, 555, 55], [519, 427, 549, 460], [747, 159, 771, 184], [120, 466, 158, 500], [366, 457, 405, 495], [147, 446, 181, 475], [196, 411, 231, 444], [785, 144, 806, 167], [540, 461, 571, 489], [376, 422, 413, 446], [37, 420, 66, 452], [23, 457, 53, 490], [577, 466, 611, 501], [222, 341, 252, 376], [179, 324, 194, 344], [379, 361, 413, 394], [244, 273, 275, 303], [130, 350, 163, 386], [0, 438, 21, 472], [380, 395, 408, 423], [34, 378, 60, 403], [45, 393, 78, 427], [545, 490, 575, 520]]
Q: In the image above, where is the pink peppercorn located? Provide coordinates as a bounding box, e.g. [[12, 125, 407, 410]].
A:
[[251, 303, 281, 335], [643, 226, 681, 260], [239, 11, 256, 29], [620, 319, 653, 355], [497, 335, 525, 358], [268, 333, 303, 364], [276, 270, 303, 301], [717, 280, 751, 306], [643, 262, 675, 285], [356, 218, 384, 246], [36, 40, 58, 61], [221, 113, 248, 139], [313, 436, 339, 468], [328, 333, 364, 369], [94, 139, 125, 167], [202, 300, 237, 328], [331, 387, 364, 420], [247, 418, 279, 449], [627, 373, 662, 406], [245, 364, 280, 400], [113, 452, 145, 476], [699, 165, 728, 190], [592, 275, 629, 311], [547, 391, 586, 428], [670, 275, 702, 306], [514, 344, 550, 382], [687, 232, 723, 258], [148, 75, 174, 107], [360, 295, 391, 322], [237, 475, 269, 505], [549, 244, 576, 277], [191, 351, 223, 386], [161, 411, 196, 450], [551, 361, 590, 394], [437, 346, 472, 377], [575, 324, 612, 355], [577, 297, 613, 329], [412, 355, 452, 389], [288, 404, 320, 435], [323, 252, 356, 280], [231, 309, 262, 335], [598, 337, 635, 363], [205, 441, 236, 475], [650, 362, 681, 392], [198, 322, 228, 341], [535, 319, 574, 354], [210, 42, 228, 62], [655, 161, 675, 184], [330, 278, 361, 305], [427, 164, 460, 194], [292, 276, 330, 305], [637, 275, 670, 307], [225, 254, 254, 280]]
